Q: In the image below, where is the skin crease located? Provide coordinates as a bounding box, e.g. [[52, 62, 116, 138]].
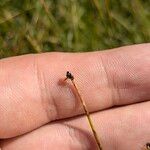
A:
[[0, 43, 150, 149]]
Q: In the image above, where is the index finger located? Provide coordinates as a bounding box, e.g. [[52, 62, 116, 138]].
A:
[[0, 43, 150, 138]]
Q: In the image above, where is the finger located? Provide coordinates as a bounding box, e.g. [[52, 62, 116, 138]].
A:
[[0, 43, 150, 138], [1, 101, 150, 150], [0, 123, 98, 150]]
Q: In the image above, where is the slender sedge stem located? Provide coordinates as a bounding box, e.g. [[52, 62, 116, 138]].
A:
[[64, 71, 103, 150]]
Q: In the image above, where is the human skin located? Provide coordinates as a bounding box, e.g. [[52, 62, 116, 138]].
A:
[[0, 43, 150, 150]]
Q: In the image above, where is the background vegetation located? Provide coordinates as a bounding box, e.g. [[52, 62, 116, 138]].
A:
[[0, 0, 150, 58]]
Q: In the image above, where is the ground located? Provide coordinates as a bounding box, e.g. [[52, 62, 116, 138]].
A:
[[0, 0, 150, 58]]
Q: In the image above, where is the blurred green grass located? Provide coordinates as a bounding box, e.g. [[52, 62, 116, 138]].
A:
[[0, 0, 150, 58]]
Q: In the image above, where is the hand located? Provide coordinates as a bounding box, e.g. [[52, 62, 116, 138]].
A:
[[0, 44, 150, 150]]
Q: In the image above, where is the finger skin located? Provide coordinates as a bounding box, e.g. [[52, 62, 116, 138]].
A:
[[0, 43, 150, 138], [1, 101, 150, 150], [0, 124, 96, 150]]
